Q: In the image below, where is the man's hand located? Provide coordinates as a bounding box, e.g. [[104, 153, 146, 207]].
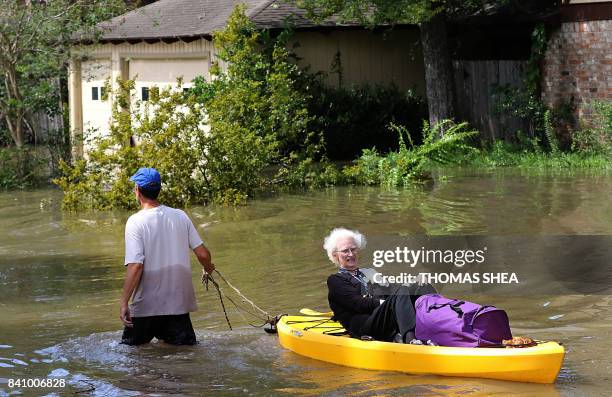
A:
[[194, 245, 214, 274], [204, 262, 215, 274], [120, 304, 133, 327]]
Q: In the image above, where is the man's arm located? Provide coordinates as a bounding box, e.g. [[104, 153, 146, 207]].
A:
[[120, 263, 143, 327], [193, 244, 215, 274]]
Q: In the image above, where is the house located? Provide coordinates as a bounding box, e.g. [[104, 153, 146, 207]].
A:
[[68, 0, 610, 156], [68, 0, 425, 157]]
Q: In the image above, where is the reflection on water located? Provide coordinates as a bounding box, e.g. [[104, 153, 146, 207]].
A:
[[278, 351, 562, 396], [0, 169, 611, 396]]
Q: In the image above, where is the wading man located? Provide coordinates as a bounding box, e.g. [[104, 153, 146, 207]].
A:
[[120, 167, 215, 345]]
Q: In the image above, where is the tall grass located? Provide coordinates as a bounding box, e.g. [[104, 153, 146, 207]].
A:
[[459, 141, 611, 171]]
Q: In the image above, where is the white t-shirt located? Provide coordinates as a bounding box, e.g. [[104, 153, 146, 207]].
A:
[[124, 205, 203, 317]]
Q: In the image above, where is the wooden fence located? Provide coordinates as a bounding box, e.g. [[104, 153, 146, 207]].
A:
[[28, 110, 63, 144], [453, 60, 529, 142]]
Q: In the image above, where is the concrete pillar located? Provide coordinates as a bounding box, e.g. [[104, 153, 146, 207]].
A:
[[110, 50, 130, 95], [68, 58, 83, 159], [110, 50, 133, 145], [110, 49, 121, 109]]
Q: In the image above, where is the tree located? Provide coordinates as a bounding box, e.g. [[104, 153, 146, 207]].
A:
[[294, 0, 486, 132], [193, 6, 327, 194], [0, 0, 124, 148]]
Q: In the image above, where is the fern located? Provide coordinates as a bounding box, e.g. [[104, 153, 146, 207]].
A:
[[543, 110, 559, 154], [345, 120, 479, 186]]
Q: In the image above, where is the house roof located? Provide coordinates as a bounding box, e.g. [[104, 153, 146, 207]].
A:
[[81, 0, 559, 43], [249, 2, 358, 29], [80, 0, 358, 43]]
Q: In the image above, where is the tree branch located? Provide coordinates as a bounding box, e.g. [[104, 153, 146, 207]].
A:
[[49, 0, 81, 20]]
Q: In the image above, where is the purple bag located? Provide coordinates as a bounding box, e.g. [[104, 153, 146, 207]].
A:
[[415, 294, 512, 347]]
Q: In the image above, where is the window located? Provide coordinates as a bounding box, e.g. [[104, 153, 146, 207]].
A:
[[141, 87, 149, 101], [100, 86, 106, 99], [92, 87, 99, 101]]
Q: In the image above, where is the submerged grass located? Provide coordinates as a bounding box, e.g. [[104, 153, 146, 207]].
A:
[[458, 141, 612, 171]]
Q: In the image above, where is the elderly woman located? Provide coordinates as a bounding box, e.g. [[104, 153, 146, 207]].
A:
[[324, 228, 436, 343]]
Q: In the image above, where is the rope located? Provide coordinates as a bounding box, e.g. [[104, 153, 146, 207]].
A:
[[285, 318, 347, 335], [212, 270, 271, 319], [201, 269, 277, 330], [201, 270, 232, 330]]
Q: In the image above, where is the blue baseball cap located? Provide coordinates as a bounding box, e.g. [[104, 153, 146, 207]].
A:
[[130, 167, 161, 189]]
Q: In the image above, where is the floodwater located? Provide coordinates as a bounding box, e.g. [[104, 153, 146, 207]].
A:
[[0, 168, 611, 396]]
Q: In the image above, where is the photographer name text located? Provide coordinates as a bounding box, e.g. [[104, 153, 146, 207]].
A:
[[374, 272, 519, 284]]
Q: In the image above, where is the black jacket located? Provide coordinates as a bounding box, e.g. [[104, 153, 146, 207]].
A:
[[327, 272, 381, 336]]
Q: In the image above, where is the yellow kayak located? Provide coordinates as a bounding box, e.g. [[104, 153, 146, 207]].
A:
[[277, 314, 565, 384]]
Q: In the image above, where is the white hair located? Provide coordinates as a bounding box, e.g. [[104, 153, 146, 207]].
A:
[[323, 228, 367, 264]]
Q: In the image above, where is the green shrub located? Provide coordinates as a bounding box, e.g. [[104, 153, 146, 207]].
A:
[[0, 146, 47, 189], [344, 120, 478, 186], [55, 75, 287, 210], [571, 101, 612, 154], [492, 84, 551, 146], [54, 78, 210, 210], [305, 81, 428, 160], [0, 123, 11, 147]]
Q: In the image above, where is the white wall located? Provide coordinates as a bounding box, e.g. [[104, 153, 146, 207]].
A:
[[129, 58, 209, 101], [81, 59, 112, 151]]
